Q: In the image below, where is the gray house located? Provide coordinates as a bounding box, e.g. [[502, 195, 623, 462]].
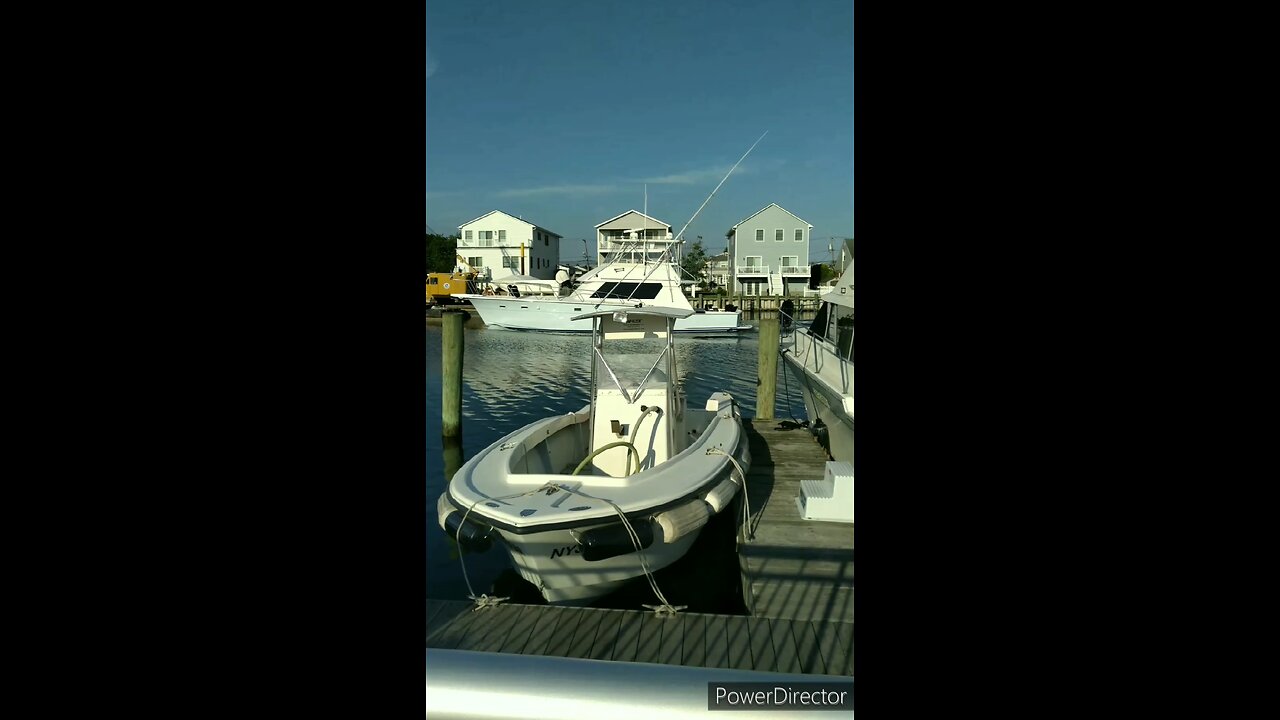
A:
[[726, 203, 812, 296]]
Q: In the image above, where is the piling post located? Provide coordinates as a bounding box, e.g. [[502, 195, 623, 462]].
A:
[[756, 313, 779, 420], [442, 309, 465, 437], [442, 436, 465, 481]]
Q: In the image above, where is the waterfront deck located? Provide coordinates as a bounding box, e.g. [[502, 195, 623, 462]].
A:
[[739, 420, 854, 622], [425, 598, 853, 676]]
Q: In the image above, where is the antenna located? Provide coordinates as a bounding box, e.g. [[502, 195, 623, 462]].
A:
[[671, 130, 768, 246]]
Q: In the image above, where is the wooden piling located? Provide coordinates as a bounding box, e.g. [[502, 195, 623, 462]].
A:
[[756, 314, 779, 420], [442, 436, 465, 481], [442, 309, 464, 437]]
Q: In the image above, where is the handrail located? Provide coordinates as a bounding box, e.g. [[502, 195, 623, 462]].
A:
[[425, 648, 853, 720]]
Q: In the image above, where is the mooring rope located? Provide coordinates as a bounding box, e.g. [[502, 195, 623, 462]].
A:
[[548, 482, 685, 616], [454, 481, 685, 616], [456, 486, 548, 611], [706, 447, 753, 542]]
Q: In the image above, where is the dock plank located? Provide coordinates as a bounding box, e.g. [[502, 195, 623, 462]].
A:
[[587, 609, 625, 660], [635, 612, 665, 664], [540, 606, 585, 657], [792, 620, 826, 675], [463, 604, 526, 653], [814, 621, 853, 677], [520, 605, 567, 656], [426, 600, 844, 677], [836, 622, 855, 675], [725, 615, 755, 671], [497, 605, 539, 654], [656, 613, 685, 666], [681, 613, 707, 666], [747, 616, 777, 672], [747, 580, 853, 623], [565, 604, 606, 659], [426, 599, 472, 645], [704, 615, 729, 669], [430, 604, 488, 650], [611, 610, 643, 662], [769, 618, 802, 674]]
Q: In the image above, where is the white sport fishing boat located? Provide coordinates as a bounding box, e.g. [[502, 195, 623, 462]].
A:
[[780, 240, 853, 464], [458, 133, 769, 336], [436, 306, 751, 604], [460, 259, 750, 334]]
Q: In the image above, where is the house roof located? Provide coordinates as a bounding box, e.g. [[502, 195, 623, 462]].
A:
[[730, 203, 813, 230], [458, 210, 562, 237], [594, 210, 672, 229]]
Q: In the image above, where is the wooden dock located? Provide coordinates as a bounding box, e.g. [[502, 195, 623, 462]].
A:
[[426, 598, 853, 676], [739, 420, 854, 622]]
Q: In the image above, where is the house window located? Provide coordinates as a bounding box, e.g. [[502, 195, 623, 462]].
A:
[[498, 230, 506, 241], [794, 229, 803, 242], [467, 256, 482, 269], [755, 229, 764, 242], [775, 229, 784, 242], [464, 230, 472, 240], [502, 256, 519, 269], [544, 236, 549, 246], [480, 231, 493, 240]]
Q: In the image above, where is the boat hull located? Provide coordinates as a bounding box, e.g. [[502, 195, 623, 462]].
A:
[[494, 524, 703, 604], [462, 295, 749, 334], [781, 330, 853, 464]]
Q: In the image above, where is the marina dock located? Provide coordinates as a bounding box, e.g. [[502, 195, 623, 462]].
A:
[[740, 420, 854, 622], [426, 598, 852, 676]]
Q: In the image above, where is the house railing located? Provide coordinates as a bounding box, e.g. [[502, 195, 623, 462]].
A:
[[779, 265, 809, 274], [735, 265, 769, 275]]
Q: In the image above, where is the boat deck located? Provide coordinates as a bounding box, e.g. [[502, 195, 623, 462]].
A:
[[425, 598, 853, 675], [739, 420, 854, 622]]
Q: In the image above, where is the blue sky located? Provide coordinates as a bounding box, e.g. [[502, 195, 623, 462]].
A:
[[426, 0, 853, 263]]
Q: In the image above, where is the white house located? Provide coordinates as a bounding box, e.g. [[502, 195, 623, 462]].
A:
[[726, 203, 813, 296], [594, 210, 674, 266], [456, 210, 562, 281]]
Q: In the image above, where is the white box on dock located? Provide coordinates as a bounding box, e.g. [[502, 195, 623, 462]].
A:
[[796, 461, 854, 523]]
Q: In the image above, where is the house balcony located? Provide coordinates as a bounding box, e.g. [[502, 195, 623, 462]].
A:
[[458, 239, 517, 248], [735, 266, 769, 275], [780, 265, 810, 275]]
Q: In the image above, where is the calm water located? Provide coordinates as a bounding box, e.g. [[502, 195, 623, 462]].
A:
[[425, 317, 809, 613]]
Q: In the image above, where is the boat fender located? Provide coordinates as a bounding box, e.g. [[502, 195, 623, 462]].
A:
[[575, 521, 654, 562], [703, 478, 740, 514], [436, 492, 454, 531], [654, 500, 711, 543], [441, 509, 495, 553]]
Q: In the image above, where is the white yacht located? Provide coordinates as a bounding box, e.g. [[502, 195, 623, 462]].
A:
[[459, 258, 750, 334], [780, 240, 853, 464], [436, 307, 750, 604]]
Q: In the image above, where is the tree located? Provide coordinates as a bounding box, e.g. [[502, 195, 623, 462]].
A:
[[426, 233, 461, 275], [680, 239, 708, 285]]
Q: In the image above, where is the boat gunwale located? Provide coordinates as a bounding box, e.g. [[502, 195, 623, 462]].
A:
[[445, 406, 749, 536]]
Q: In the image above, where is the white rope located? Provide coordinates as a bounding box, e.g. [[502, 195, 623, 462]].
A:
[[706, 447, 752, 542], [549, 482, 684, 616], [455, 485, 549, 610]]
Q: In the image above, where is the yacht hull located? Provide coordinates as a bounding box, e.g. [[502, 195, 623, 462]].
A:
[[462, 295, 748, 334], [781, 330, 853, 464]]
